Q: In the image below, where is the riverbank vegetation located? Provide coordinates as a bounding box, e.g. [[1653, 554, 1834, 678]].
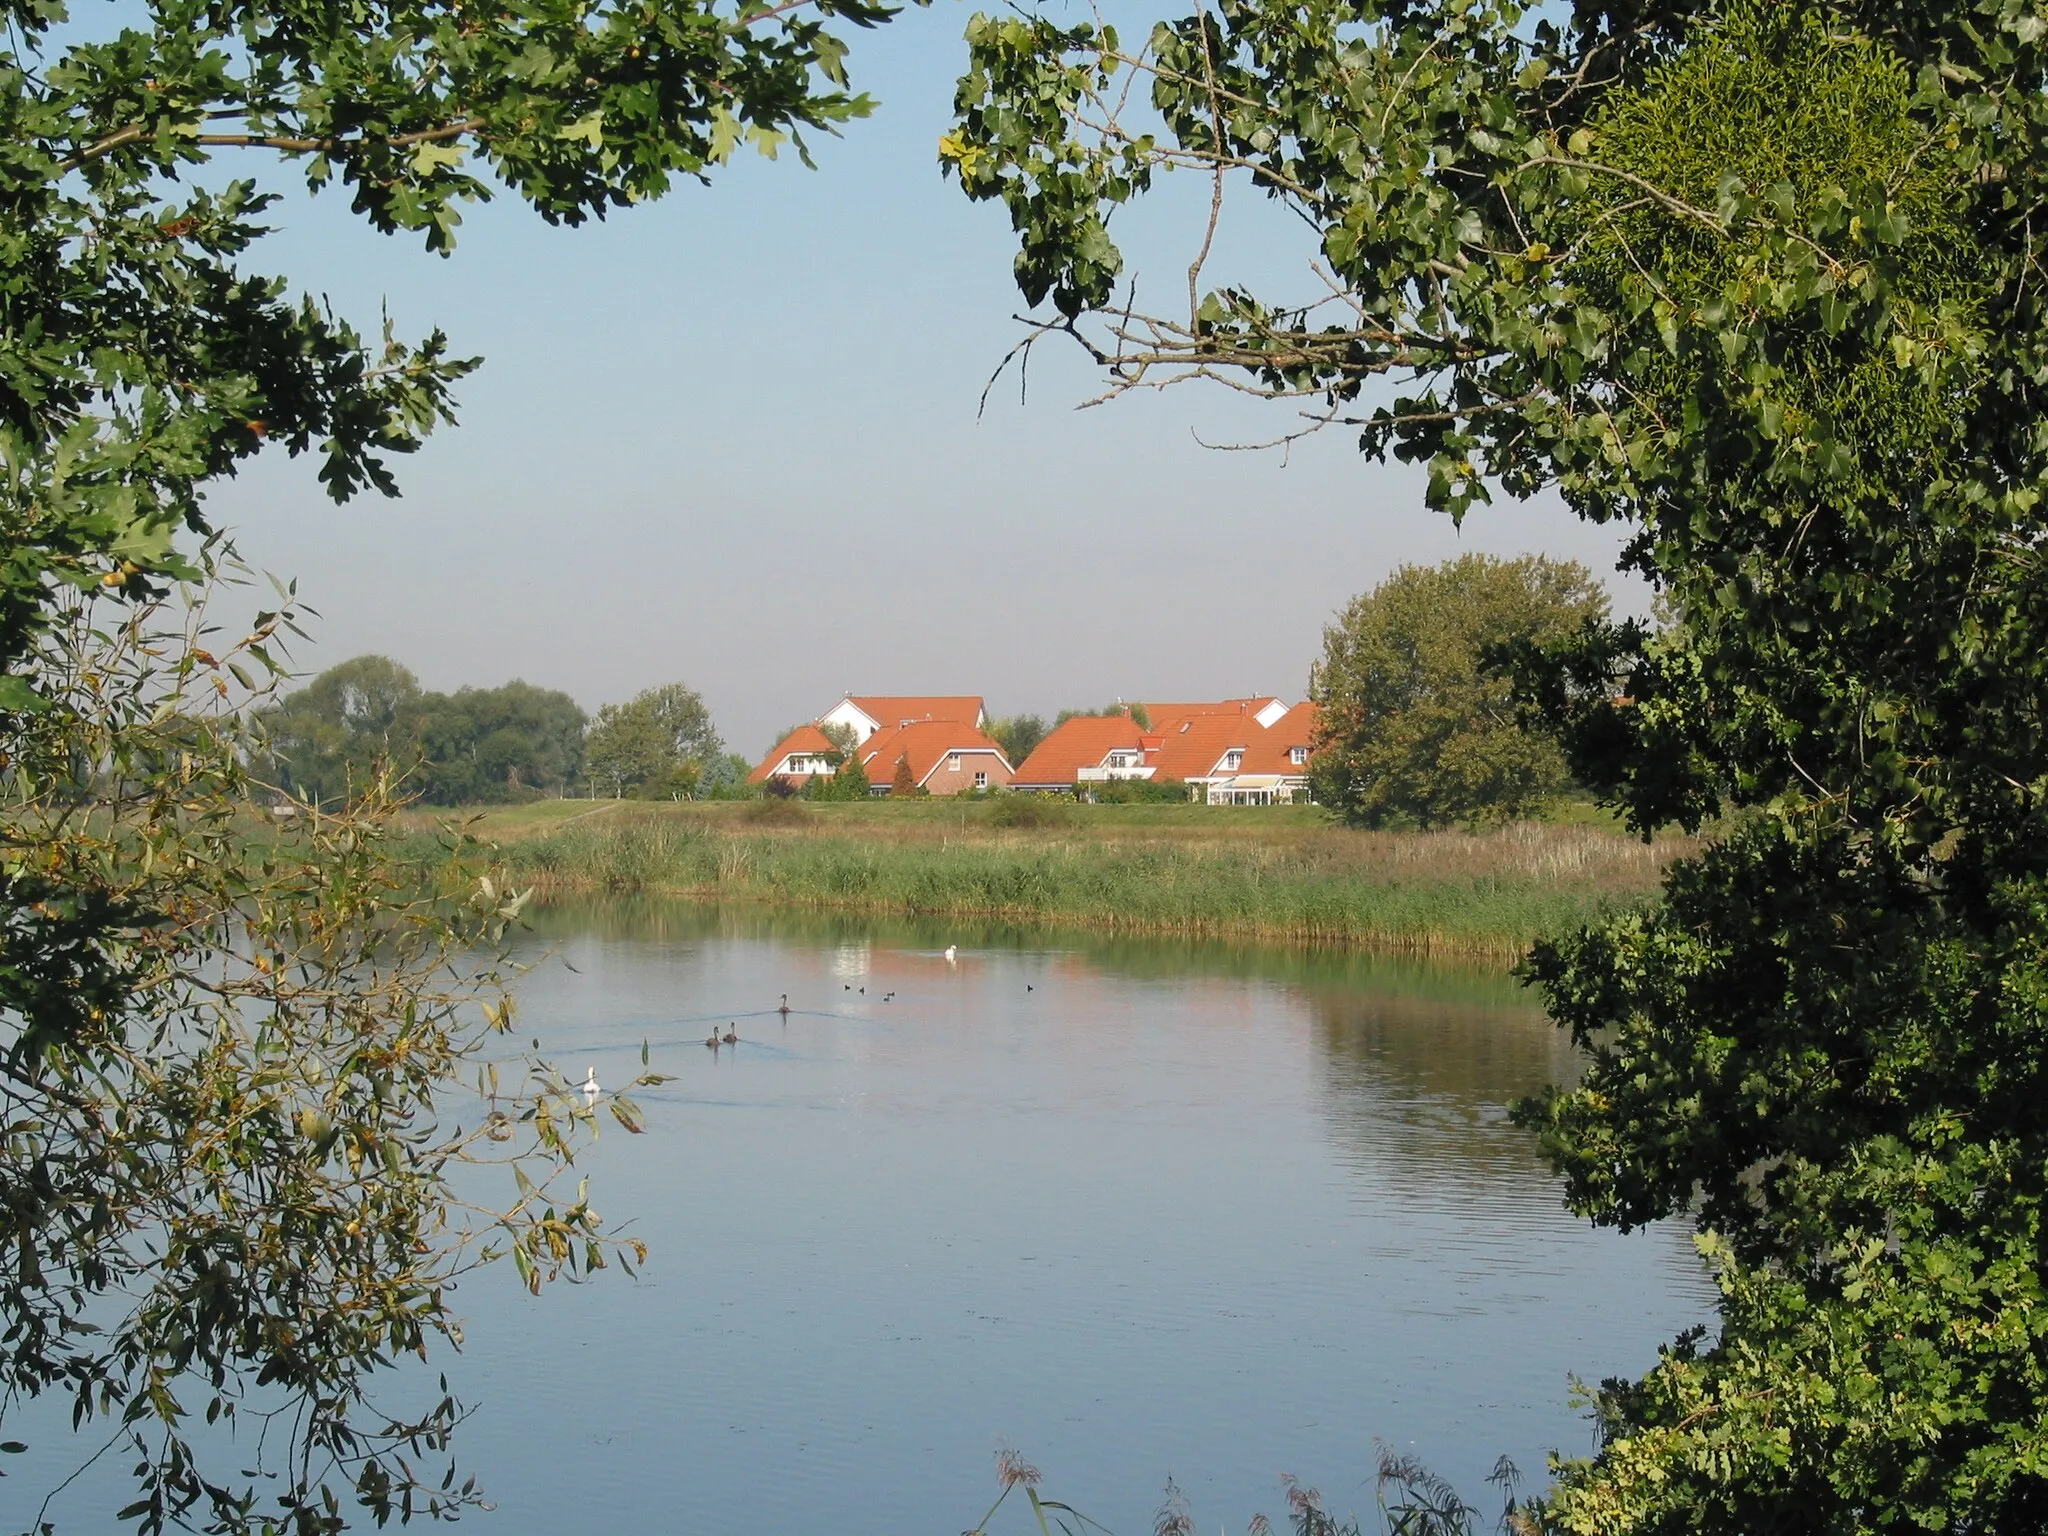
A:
[[951, 0, 2048, 1528], [435, 799, 1687, 958]]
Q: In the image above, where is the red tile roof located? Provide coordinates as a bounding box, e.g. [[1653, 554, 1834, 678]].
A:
[[845, 696, 985, 730], [749, 724, 839, 784], [1011, 715, 1148, 788], [1142, 697, 1281, 731], [856, 720, 1012, 788], [1146, 712, 1257, 782], [1238, 701, 1321, 775]]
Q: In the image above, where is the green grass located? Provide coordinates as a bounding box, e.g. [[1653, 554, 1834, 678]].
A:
[[430, 799, 1689, 958]]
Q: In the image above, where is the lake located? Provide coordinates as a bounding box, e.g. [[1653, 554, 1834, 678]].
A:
[[7, 901, 1713, 1534], [445, 901, 1713, 1534]]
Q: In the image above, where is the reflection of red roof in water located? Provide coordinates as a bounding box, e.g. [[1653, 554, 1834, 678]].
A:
[[749, 724, 840, 783], [1011, 715, 1147, 787], [857, 720, 1012, 787]]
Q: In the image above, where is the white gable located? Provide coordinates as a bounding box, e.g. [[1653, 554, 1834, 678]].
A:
[[817, 698, 883, 743]]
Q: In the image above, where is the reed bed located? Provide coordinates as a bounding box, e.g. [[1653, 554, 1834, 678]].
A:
[[479, 806, 1688, 958]]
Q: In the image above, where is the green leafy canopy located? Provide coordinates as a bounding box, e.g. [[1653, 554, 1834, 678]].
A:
[[949, 0, 2048, 1530]]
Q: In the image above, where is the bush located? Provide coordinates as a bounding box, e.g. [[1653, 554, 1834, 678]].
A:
[[982, 794, 1075, 829], [1091, 777, 1190, 804]]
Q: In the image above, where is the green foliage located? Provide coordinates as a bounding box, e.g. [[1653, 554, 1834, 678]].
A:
[[1311, 556, 1607, 829], [949, 0, 2048, 1528], [259, 658, 588, 805], [495, 805, 1674, 953], [1054, 701, 1149, 729], [988, 712, 1048, 765], [256, 654, 425, 806], [585, 681, 722, 799], [803, 750, 871, 800], [0, 0, 906, 1519], [414, 679, 589, 802], [698, 751, 761, 800], [0, 568, 660, 1534], [1089, 775, 1189, 804]]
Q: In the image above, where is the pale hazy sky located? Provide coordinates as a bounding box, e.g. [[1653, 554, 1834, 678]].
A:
[[203, 1, 1640, 758]]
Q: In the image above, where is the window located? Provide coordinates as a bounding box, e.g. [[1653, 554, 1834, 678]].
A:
[[947, 753, 962, 770], [1290, 746, 1307, 765], [1223, 750, 1243, 770], [974, 771, 988, 788]]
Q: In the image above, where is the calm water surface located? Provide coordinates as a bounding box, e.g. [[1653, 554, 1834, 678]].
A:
[[11, 901, 1713, 1534], [447, 902, 1713, 1534]]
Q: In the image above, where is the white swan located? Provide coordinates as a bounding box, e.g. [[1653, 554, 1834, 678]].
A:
[[582, 1067, 600, 1097], [944, 945, 958, 963]]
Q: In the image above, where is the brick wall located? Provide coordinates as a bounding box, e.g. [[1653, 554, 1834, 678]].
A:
[[920, 749, 1014, 797]]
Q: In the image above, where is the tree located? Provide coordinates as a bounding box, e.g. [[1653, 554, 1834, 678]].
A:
[[989, 713, 1048, 765], [413, 680, 588, 803], [888, 753, 919, 797], [585, 682, 723, 799], [805, 749, 871, 800], [948, 1, 2048, 1529], [258, 655, 425, 807], [1311, 556, 1607, 828], [259, 662, 589, 805], [1053, 702, 1150, 729], [0, 0, 905, 1521]]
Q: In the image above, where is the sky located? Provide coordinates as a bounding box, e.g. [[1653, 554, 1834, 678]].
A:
[[200, 0, 1642, 759]]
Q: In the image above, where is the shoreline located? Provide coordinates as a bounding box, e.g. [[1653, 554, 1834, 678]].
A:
[[436, 801, 1689, 962]]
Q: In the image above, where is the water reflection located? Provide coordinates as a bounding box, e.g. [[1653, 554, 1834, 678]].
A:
[[17, 896, 1718, 1536]]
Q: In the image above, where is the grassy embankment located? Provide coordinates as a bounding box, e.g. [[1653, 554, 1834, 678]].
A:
[[414, 797, 1691, 960]]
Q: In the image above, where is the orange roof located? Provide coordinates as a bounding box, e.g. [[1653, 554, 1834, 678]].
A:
[[749, 724, 839, 784], [843, 695, 985, 730], [857, 720, 1011, 788], [1011, 715, 1147, 788], [1142, 697, 1281, 731], [1238, 701, 1321, 775], [1146, 712, 1257, 781]]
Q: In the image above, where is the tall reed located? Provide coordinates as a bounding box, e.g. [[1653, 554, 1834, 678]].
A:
[[485, 808, 1685, 958]]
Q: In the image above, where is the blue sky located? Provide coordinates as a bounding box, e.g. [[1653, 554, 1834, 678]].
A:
[[201, 0, 1639, 757]]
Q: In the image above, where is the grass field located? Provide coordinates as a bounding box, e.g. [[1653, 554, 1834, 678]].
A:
[[410, 798, 1689, 959]]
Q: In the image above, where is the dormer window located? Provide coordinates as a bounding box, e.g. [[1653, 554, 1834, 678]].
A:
[[1222, 750, 1243, 771], [1290, 746, 1307, 765]]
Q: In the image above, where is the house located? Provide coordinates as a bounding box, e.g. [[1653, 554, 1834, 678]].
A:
[[1010, 714, 1151, 791], [856, 720, 1015, 795], [815, 695, 987, 746], [1199, 701, 1320, 805], [748, 724, 845, 788], [1142, 696, 1291, 731], [1010, 699, 1321, 803], [751, 695, 989, 789]]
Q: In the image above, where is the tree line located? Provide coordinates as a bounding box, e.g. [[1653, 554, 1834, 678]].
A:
[[256, 656, 750, 806]]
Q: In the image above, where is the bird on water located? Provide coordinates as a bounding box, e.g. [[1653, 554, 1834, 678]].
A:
[[582, 1067, 600, 1097], [778, 994, 791, 1018], [944, 945, 957, 963], [722, 1026, 739, 1045], [705, 1030, 721, 1048]]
